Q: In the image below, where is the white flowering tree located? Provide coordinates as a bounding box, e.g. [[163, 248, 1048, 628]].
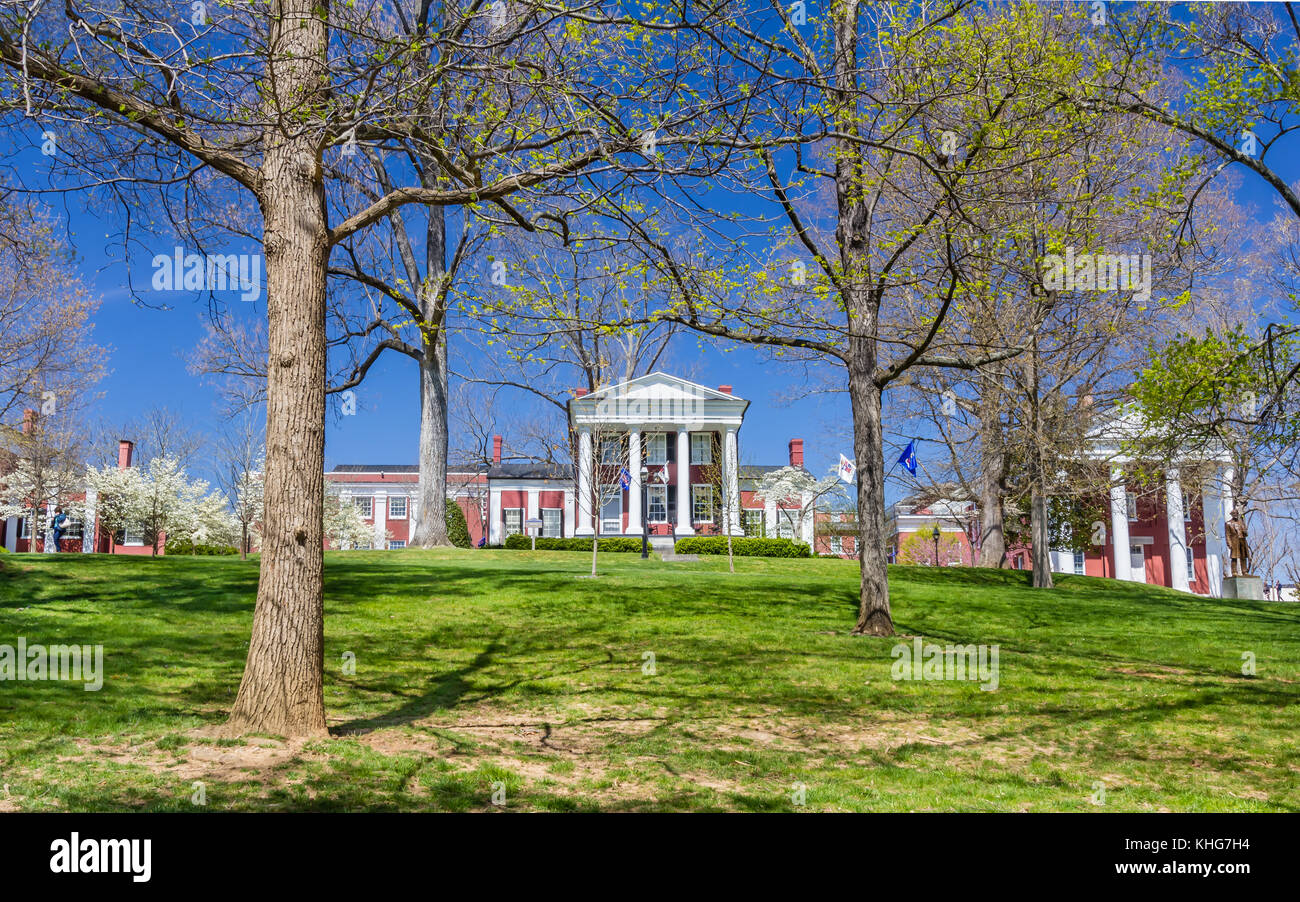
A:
[[755, 467, 848, 549], [0, 457, 84, 552], [173, 490, 240, 551], [85, 456, 211, 556], [232, 468, 264, 559], [325, 490, 384, 550]]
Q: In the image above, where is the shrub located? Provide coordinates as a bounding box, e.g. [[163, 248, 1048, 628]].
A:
[[446, 499, 472, 548], [503, 534, 643, 553], [673, 536, 811, 558], [165, 538, 239, 556]]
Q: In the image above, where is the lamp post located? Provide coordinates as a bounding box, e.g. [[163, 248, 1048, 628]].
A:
[[640, 466, 650, 559], [932, 525, 941, 568]]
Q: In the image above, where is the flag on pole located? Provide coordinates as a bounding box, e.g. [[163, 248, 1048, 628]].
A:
[[896, 440, 918, 476], [657, 467, 670, 484], [618, 467, 632, 490], [838, 454, 856, 484]]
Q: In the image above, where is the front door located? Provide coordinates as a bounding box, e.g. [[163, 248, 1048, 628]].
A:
[[1129, 544, 1147, 583], [600, 486, 622, 534]]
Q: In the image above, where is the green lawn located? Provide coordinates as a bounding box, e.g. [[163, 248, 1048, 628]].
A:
[[0, 548, 1296, 811]]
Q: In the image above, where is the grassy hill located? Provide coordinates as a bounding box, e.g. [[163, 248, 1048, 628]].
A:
[[0, 549, 1296, 811]]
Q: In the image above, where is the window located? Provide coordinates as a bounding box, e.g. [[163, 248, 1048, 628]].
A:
[[831, 536, 844, 555], [743, 509, 765, 537], [1126, 492, 1138, 521], [541, 508, 562, 538], [690, 433, 712, 465], [600, 441, 621, 464], [691, 484, 713, 523], [503, 508, 523, 536], [1182, 492, 1192, 521], [647, 485, 668, 522], [354, 496, 373, 518], [123, 523, 145, 545], [388, 496, 407, 519], [645, 433, 668, 465], [1186, 546, 1195, 582], [17, 518, 30, 539], [388, 540, 406, 550], [1073, 551, 1085, 575], [775, 510, 796, 539], [62, 519, 84, 540]]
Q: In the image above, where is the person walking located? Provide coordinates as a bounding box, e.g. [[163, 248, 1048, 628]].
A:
[[50, 507, 68, 552]]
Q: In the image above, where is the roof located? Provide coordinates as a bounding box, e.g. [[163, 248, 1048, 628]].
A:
[[330, 463, 484, 474], [487, 463, 572, 480], [738, 464, 808, 478]]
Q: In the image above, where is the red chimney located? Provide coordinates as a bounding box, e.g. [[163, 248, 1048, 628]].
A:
[[117, 439, 134, 470], [788, 438, 804, 468], [492, 435, 502, 465], [574, 388, 589, 398], [718, 385, 732, 395], [21, 408, 37, 435]]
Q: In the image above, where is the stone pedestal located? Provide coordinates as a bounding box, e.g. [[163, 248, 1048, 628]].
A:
[[1223, 575, 1264, 600]]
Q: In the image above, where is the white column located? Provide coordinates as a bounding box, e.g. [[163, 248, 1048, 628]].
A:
[[82, 488, 97, 553], [564, 485, 576, 537], [676, 429, 694, 535], [799, 490, 815, 545], [626, 430, 642, 534], [526, 487, 540, 536], [1204, 471, 1227, 597], [4, 517, 17, 552], [1109, 467, 1130, 581], [373, 489, 388, 549], [576, 427, 594, 535], [724, 427, 741, 535], [488, 485, 503, 545], [1165, 468, 1189, 593], [764, 498, 777, 538]]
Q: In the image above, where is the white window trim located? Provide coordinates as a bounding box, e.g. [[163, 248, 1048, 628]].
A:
[[689, 432, 712, 465], [1186, 545, 1195, 582], [1073, 551, 1085, 576], [388, 496, 408, 519], [645, 433, 668, 465], [1126, 492, 1138, 522], [540, 507, 562, 538], [1182, 491, 1192, 522], [691, 483, 714, 523], [830, 536, 843, 555], [503, 507, 524, 536], [388, 540, 406, 550], [123, 524, 146, 546], [354, 496, 374, 518]]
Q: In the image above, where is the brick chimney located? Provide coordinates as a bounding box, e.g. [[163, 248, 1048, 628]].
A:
[[117, 439, 134, 470], [574, 388, 589, 398], [718, 385, 732, 395], [492, 435, 503, 465], [788, 438, 804, 468], [21, 408, 36, 435]]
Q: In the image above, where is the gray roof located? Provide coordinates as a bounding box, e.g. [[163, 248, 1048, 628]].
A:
[[330, 463, 485, 474], [487, 463, 573, 480]]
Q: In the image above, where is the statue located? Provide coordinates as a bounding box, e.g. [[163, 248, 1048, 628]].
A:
[[1225, 510, 1250, 577]]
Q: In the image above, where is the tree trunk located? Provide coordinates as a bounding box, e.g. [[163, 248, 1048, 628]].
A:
[[409, 329, 450, 546], [849, 361, 893, 637], [240, 523, 248, 561], [226, 0, 329, 739], [976, 396, 1007, 568], [1030, 487, 1053, 588], [408, 180, 450, 548]]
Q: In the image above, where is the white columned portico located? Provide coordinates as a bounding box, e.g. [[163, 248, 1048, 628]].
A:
[[724, 427, 741, 535], [1203, 473, 1226, 597], [676, 429, 694, 535], [626, 430, 643, 534], [1109, 467, 1131, 581], [1165, 468, 1190, 593], [488, 483, 503, 545], [576, 427, 594, 535], [526, 487, 540, 526]]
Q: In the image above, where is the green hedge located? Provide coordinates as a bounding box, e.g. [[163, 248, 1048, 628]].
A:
[[164, 538, 239, 556], [446, 499, 472, 548], [503, 534, 643, 553], [674, 536, 811, 558]]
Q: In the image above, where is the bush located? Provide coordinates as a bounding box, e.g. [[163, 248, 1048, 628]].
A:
[[165, 538, 239, 556], [502, 534, 643, 553], [446, 499, 472, 548], [674, 536, 811, 558]]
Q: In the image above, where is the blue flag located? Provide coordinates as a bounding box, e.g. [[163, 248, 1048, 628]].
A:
[[618, 467, 632, 490], [896, 440, 918, 476]]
